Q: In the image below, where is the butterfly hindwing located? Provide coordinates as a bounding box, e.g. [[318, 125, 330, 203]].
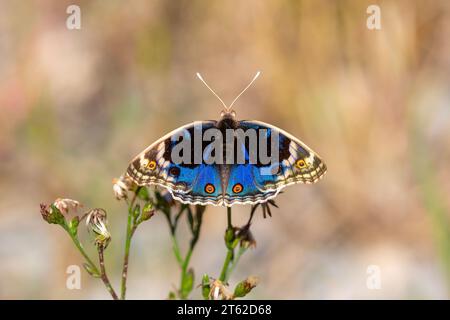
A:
[[224, 164, 278, 205]]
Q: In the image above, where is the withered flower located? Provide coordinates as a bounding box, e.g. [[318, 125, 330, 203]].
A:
[[208, 279, 233, 300], [85, 208, 111, 249]]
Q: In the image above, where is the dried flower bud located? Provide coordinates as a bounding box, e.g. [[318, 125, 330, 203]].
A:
[[112, 175, 133, 200], [53, 198, 82, 215], [85, 208, 111, 249], [233, 276, 259, 298], [40, 203, 65, 225], [209, 279, 233, 300]]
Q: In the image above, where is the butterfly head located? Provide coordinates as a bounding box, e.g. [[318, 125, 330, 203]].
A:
[[196, 71, 261, 119], [220, 109, 236, 119]]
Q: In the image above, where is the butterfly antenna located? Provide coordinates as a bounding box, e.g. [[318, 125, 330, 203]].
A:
[[228, 71, 261, 110], [196, 72, 228, 111]]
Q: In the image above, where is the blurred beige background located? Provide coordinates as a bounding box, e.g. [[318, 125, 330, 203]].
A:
[[0, 0, 449, 299]]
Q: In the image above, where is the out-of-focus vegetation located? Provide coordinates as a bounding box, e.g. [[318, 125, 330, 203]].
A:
[[0, 0, 449, 299]]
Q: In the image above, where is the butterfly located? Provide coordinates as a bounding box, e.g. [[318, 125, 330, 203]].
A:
[[125, 72, 326, 206]]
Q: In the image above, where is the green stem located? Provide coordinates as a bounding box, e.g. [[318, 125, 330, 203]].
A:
[[65, 225, 118, 299], [219, 249, 234, 282], [120, 190, 139, 300], [182, 249, 194, 273], [166, 205, 204, 299], [66, 227, 99, 275], [179, 247, 194, 299], [219, 207, 234, 282], [171, 235, 183, 266], [227, 246, 247, 278], [179, 209, 203, 299]]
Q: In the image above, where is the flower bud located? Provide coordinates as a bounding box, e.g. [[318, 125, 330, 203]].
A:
[[233, 276, 259, 298], [140, 202, 155, 222], [40, 203, 65, 225]]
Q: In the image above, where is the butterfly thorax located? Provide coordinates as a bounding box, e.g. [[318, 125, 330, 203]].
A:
[[217, 111, 238, 128]]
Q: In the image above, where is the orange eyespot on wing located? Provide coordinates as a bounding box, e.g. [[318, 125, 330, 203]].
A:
[[147, 160, 157, 170], [296, 159, 307, 169], [204, 183, 215, 194], [232, 183, 243, 194]]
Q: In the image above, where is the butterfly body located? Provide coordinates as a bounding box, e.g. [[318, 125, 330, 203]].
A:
[[126, 112, 326, 206]]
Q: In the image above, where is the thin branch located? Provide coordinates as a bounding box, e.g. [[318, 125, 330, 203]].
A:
[[65, 225, 100, 276], [227, 206, 232, 229], [120, 188, 140, 300], [98, 246, 119, 300], [220, 207, 234, 282]]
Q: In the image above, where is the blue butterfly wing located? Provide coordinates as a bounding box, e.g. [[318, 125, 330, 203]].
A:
[[126, 121, 224, 205], [126, 118, 326, 206], [224, 164, 278, 205], [222, 120, 326, 206]]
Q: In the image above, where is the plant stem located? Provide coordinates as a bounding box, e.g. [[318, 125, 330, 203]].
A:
[[227, 246, 247, 277], [219, 207, 234, 282], [179, 207, 204, 299], [179, 247, 194, 299], [219, 249, 234, 282], [171, 235, 183, 266], [64, 224, 120, 299], [98, 246, 119, 300], [66, 227, 99, 275], [169, 206, 186, 268], [120, 189, 139, 300]]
